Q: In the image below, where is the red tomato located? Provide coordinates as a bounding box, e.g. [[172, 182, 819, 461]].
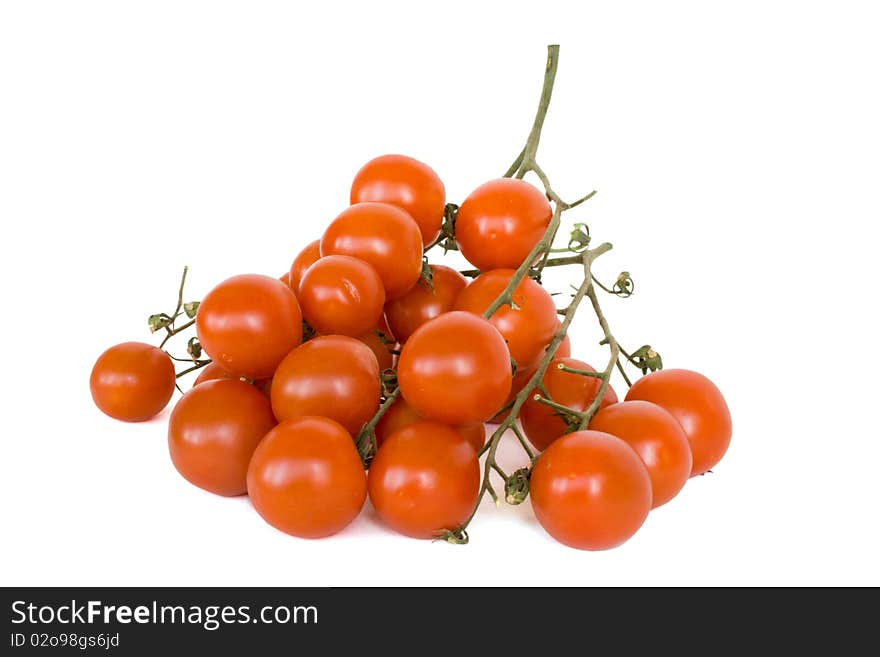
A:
[[288, 239, 321, 293], [90, 342, 176, 422], [530, 430, 652, 550], [368, 421, 480, 539], [248, 417, 366, 538], [297, 255, 385, 337], [520, 358, 618, 451], [350, 154, 446, 246], [455, 178, 552, 271], [384, 265, 467, 343], [168, 379, 276, 496], [625, 369, 732, 476], [196, 274, 302, 380], [375, 397, 486, 452], [279, 271, 292, 288], [397, 311, 512, 425], [589, 400, 693, 508], [321, 202, 423, 299], [357, 326, 395, 371], [453, 269, 557, 369], [271, 335, 380, 435], [457, 423, 487, 453], [192, 361, 228, 386]]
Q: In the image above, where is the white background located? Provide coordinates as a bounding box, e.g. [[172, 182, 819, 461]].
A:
[[1, 1, 878, 586]]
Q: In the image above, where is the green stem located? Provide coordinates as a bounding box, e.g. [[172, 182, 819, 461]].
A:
[[516, 46, 559, 175], [159, 318, 196, 349], [575, 285, 620, 429], [175, 360, 211, 378], [510, 423, 535, 461], [449, 242, 612, 541], [356, 387, 401, 462], [459, 253, 585, 278], [557, 364, 606, 378], [482, 205, 563, 318], [533, 394, 587, 419]]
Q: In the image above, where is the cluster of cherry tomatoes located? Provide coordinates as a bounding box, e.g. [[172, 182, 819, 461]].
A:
[[90, 154, 732, 550]]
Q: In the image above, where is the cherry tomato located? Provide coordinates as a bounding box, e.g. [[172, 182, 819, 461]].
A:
[[456, 423, 486, 453], [168, 379, 276, 496], [196, 274, 302, 380], [530, 430, 652, 550], [520, 357, 618, 451], [271, 335, 380, 435], [589, 400, 692, 508], [375, 397, 486, 452], [297, 255, 385, 337], [455, 178, 552, 271], [192, 361, 228, 386], [397, 311, 512, 425], [288, 239, 321, 293], [625, 369, 732, 476], [357, 326, 395, 371], [321, 202, 423, 300], [368, 421, 480, 539], [90, 342, 176, 422], [248, 416, 366, 538], [454, 269, 557, 369], [350, 154, 446, 246], [384, 265, 467, 343]]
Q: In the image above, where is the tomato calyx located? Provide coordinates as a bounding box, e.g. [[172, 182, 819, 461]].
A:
[[416, 258, 434, 291], [504, 467, 531, 505], [435, 527, 469, 545], [624, 344, 663, 375], [380, 369, 398, 396]]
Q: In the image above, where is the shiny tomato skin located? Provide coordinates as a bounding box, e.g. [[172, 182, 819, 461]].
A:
[[520, 357, 618, 451], [270, 335, 380, 435], [321, 202, 423, 300], [350, 154, 446, 246], [196, 274, 302, 380], [375, 397, 486, 452], [385, 265, 467, 344], [368, 421, 480, 539], [297, 255, 385, 337], [247, 417, 367, 539], [530, 430, 652, 550], [168, 379, 276, 496], [384, 265, 467, 343], [90, 342, 176, 422], [455, 178, 552, 271], [589, 400, 693, 508], [453, 269, 557, 369], [397, 311, 512, 425], [625, 369, 732, 476], [288, 240, 321, 293], [278, 271, 292, 288]]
